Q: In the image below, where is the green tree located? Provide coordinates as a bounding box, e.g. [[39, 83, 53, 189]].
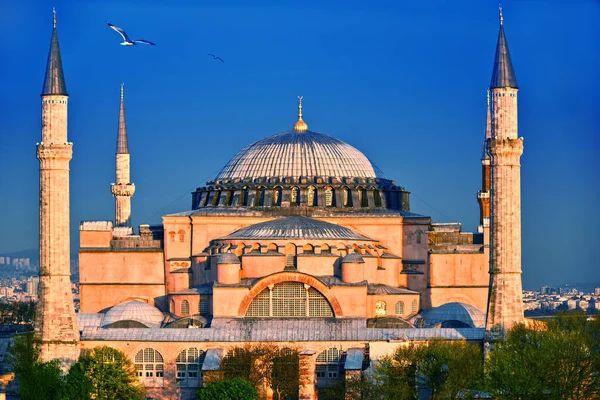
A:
[[486, 312, 600, 400], [61, 346, 145, 400], [197, 378, 258, 400], [6, 330, 64, 400]]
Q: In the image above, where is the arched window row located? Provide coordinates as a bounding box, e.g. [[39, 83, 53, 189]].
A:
[[246, 281, 334, 317], [172, 297, 211, 316], [192, 185, 407, 209]]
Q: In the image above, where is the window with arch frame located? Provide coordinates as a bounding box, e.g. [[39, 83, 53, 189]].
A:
[[396, 301, 405, 315], [181, 300, 190, 315], [325, 187, 334, 207], [315, 347, 344, 388], [176, 348, 206, 387], [343, 187, 351, 207], [245, 281, 333, 317], [198, 297, 209, 314], [308, 186, 317, 206], [375, 300, 386, 316], [290, 186, 300, 206], [134, 348, 164, 387], [412, 299, 418, 313]]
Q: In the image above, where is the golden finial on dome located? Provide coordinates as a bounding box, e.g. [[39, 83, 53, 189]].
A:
[[293, 95, 308, 133], [53, 7, 56, 28], [499, 5, 504, 25]]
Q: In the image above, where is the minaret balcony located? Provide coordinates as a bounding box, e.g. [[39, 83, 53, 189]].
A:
[[111, 183, 136, 196]]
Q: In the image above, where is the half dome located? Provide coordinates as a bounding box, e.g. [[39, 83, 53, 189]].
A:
[[414, 302, 485, 328], [102, 300, 165, 328], [219, 215, 374, 241], [215, 130, 385, 181]]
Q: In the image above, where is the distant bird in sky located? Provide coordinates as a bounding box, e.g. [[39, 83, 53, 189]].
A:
[[107, 23, 156, 46], [208, 53, 224, 62]]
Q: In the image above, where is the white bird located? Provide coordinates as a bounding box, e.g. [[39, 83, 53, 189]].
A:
[[107, 23, 156, 46]]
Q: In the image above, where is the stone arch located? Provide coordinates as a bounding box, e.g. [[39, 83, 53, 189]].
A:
[[267, 242, 278, 252], [115, 296, 155, 307], [438, 294, 478, 309], [303, 243, 314, 254], [237, 272, 343, 317], [273, 186, 282, 206]]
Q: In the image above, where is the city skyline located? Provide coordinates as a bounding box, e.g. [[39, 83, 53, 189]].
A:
[[1, 0, 598, 289]]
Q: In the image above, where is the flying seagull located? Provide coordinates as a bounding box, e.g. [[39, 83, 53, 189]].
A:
[[208, 53, 224, 62], [107, 23, 156, 46]]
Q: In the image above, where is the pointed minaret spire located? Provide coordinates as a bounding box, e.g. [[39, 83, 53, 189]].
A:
[[111, 84, 135, 227], [116, 83, 129, 154], [490, 7, 517, 89], [42, 8, 67, 95]]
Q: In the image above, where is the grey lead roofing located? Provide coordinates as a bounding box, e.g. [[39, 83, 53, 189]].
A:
[[80, 317, 485, 342], [42, 27, 67, 96], [214, 130, 386, 181], [218, 215, 375, 241], [116, 86, 129, 153], [490, 25, 518, 89]]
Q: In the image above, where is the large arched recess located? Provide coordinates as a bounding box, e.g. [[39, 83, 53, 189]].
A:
[[237, 272, 344, 317]]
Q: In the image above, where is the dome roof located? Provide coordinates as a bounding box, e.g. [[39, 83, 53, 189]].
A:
[[415, 302, 485, 328], [214, 130, 385, 181], [219, 215, 374, 241], [102, 300, 165, 328]]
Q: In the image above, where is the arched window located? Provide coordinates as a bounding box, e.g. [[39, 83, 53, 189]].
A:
[[416, 230, 423, 244], [168, 231, 176, 242], [360, 188, 368, 207], [303, 244, 314, 254], [290, 187, 300, 206], [373, 189, 381, 207], [273, 187, 282, 206], [412, 299, 418, 313], [308, 186, 317, 206], [226, 190, 234, 206], [240, 187, 248, 206], [212, 190, 221, 206], [134, 348, 164, 387], [181, 300, 190, 315], [325, 187, 334, 207], [321, 244, 331, 253], [198, 297, 209, 314], [267, 243, 278, 252], [170, 299, 175, 313], [176, 348, 206, 387], [316, 348, 343, 388], [343, 187, 352, 207], [255, 187, 264, 206], [246, 281, 333, 317], [375, 301, 386, 316], [178, 230, 185, 242], [396, 301, 405, 315]]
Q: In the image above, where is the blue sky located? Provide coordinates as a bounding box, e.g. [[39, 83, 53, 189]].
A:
[[0, 0, 598, 288]]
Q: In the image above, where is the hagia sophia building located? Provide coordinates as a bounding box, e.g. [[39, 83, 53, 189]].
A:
[[34, 8, 524, 400]]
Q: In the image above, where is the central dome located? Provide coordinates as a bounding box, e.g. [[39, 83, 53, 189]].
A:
[[215, 130, 385, 181]]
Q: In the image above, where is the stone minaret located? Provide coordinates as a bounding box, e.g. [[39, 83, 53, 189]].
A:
[[485, 8, 525, 335], [477, 90, 492, 233], [111, 84, 135, 227], [35, 9, 80, 366]]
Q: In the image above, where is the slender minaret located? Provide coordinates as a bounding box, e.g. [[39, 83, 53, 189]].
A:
[[485, 8, 525, 335], [35, 9, 80, 366], [477, 90, 492, 233], [111, 84, 135, 227]]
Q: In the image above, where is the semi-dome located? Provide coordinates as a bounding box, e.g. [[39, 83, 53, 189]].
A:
[[215, 130, 385, 181], [413, 302, 485, 329], [102, 300, 165, 328], [219, 215, 374, 241]]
